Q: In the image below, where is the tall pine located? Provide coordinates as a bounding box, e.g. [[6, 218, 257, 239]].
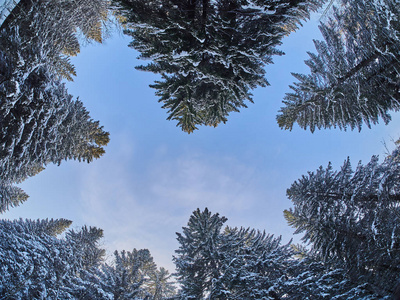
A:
[[277, 0, 400, 132], [113, 0, 324, 132], [0, 0, 110, 211], [284, 147, 400, 297]]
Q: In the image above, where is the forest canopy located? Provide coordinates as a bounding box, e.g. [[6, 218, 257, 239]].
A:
[[1, 0, 400, 299]]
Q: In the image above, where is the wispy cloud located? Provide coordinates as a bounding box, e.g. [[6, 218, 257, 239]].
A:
[[76, 142, 291, 271]]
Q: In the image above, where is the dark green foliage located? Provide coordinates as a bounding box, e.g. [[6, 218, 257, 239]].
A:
[[0, 1, 110, 180], [0, 58, 110, 183], [277, 0, 400, 132], [66, 226, 106, 270], [174, 208, 227, 299], [212, 227, 294, 299], [285, 147, 400, 297], [174, 207, 395, 299], [0, 0, 109, 77], [0, 218, 174, 299], [281, 254, 381, 299], [113, 0, 324, 132], [0, 180, 29, 213], [99, 249, 156, 299], [174, 208, 335, 299], [0, 0, 110, 212], [0, 219, 78, 299]]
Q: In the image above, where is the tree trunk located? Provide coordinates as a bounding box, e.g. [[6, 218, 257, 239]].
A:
[[336, 51, 381, 84]]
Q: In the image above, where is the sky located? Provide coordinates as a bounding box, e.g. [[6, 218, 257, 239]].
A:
[[4, 10, 400, 273]]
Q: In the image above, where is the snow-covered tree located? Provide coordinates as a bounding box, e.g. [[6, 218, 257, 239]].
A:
[[281, 250, 382, 299], [277, 0, 400, 132], [0, 219, 96, 299], [0, 63, 110, 184], [0, 218, 175, 299], [211, 227, 296, 300], [284, 147, 400, 298], [0, 2, 110, 210], [0, 0, 111, 182], [113, 0, 324, 132], [0, 180, 29, 213], [145, 267, 176, 300], [99, 249, 157, 299], [175, 208, 334, 299], [173, 208, 227, 299], [0, 0, 110, 78]]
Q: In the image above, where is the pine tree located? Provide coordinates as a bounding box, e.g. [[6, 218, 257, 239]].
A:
[[211, 227, 295, 300], [0, 0, 110, 79], [99, 249, 157, 299], [284, 147, 400, 297], [0, 180, 29, 213], [113, 0, 324, 132], [174, 209, 344, 300], [173, 208, 227, 299], [0, 6, 110, 209], [277, 0, 400, 132], [0, 218, 80, 299], [145, 267, 176, 300]]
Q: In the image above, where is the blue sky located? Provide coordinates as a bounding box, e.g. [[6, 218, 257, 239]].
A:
[[4, 12, 400, 272]]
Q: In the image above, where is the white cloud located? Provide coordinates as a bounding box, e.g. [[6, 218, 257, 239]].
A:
[[76, 147, 288, 272]]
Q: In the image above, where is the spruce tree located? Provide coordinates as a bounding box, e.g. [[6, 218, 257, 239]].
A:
[[281, 249, 382, 299], [113, 0, 324, 132], [277, 0, 400, 132], [145, 267, 176, 300], [0, 219, 89, 299], [284, 147, 400, 297], [99, 249, 157, 299], [174, 208, 336, 299], [0, 0, 110, 78], [174, 208, 227, 299], [0, 180, 29, 213], [211, 227, 294, 300], [0, 2, 110, 210], [0, 217, 175, 299], [0, 56, 110, 183]]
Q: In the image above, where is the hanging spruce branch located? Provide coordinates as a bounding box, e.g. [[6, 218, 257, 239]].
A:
[[277, 0, 400, 132]]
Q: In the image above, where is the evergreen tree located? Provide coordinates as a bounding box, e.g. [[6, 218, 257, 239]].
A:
[[23, 217, 73, 236], [0, 0, 111, 182], [0, 217, 174, 299], [66, 226, 106, 271], [0, 180, 29, 213], [173, 208, 227, 299], [0, 0, 110, 79], [63, 226, 112, 299], [284, 147, 400, 297], [145, 267, 176, 300], [99, 249, 157, 299], [277, 0, 400, 132], [0, 218, 82, 299], [0, 53, 110, 183], [281, 250, 382, 299], [0, 1, 110, 211], [113, 0, 324, 132], [174, 208, 338, 299], [211, 227, 295, 300]]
